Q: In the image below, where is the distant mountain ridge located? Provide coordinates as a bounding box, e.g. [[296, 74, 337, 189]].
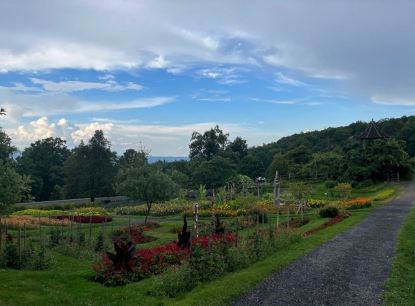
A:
[[148, 156, 189, 163]]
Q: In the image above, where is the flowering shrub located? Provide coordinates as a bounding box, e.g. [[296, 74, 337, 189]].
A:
[[138, 243, 188, 276], [343, 197, 372, 209], [307, 199, 330, 208], [2, 215, 70, 229]]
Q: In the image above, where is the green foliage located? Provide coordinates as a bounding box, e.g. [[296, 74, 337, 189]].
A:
[[150, 264, 195, 297], [0, 161, 31, 213], [319, 206, 339, 218], [64, 131, 117, 199], [192, 155, 237, 189], [17, 137, 70, 201], [372, 188, 395, 201], [0, 239, 52, 270], [334, 182, 352, 199]]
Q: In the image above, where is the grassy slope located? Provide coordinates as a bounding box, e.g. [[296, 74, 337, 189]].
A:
[[0, 184, 401, 306], [384, 206, 415, 305]]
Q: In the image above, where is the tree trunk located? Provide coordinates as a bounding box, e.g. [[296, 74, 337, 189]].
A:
[[144, 201, 152, 224]]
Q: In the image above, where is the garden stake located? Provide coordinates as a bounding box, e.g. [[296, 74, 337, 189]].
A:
[[23, 223, 26, 250], [70, 217, 73, 244], [18, 225, 21, 269], [89, 216, 92, 245], [0, 217, 2, 250]]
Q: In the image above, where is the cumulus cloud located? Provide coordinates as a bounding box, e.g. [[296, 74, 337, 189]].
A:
[[7, 116, 261, 155]]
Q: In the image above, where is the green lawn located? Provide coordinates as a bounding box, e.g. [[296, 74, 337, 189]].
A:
[[384, 206, 415, 305], [0, 183, 401, 306]]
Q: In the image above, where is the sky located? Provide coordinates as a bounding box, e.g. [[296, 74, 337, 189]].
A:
[[0, 0, 415, 156]]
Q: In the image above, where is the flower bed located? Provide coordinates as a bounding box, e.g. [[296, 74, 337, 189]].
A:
[[343, 197, 372, 209], [93, 232, 235, 286], [12, 209, 63, 217], [307, 199, 330, 208], [115, 200, 211, 217], [55, 215, 112, 223], [1, 215, 70, 229]]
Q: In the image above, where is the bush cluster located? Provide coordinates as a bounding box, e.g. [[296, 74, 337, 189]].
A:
[[0, 236, 52, 270], [319, 206, 339, 218], [149, 229, 302, 297]]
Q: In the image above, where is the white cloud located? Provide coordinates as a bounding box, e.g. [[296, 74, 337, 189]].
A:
[[252, 97, 310, 105], [30, 78, 142, 93], [0, 86, 173, 118], [197, 67, 246, 85], [1, 1, 415, 103], [7, 116, 257, 155], [275, 72, 306, 87]]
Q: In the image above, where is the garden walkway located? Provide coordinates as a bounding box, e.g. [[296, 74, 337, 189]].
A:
[[233, 182, 415, 306]]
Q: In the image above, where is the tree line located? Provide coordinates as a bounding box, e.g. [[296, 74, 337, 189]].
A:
[[1, 116, 415, 211]]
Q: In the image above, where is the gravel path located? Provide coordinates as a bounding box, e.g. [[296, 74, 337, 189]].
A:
[[232, 182, 415, 306]]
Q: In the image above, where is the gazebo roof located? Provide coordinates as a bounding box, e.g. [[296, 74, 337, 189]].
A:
[[357, 120, 388, 140]]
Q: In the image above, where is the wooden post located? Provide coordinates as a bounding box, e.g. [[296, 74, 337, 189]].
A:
[[23, 223, 26, 250], [89, 216, 92, 245], [0, 217, 2, 250], [18, 225, 21, 268]]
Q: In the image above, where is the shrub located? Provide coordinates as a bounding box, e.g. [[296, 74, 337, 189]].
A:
[[149, 264, 195, 297], [307, 199, 330, 208], [319, 206, 339, 218], [247, 205, 269, 223], [325, 180, 337, 189], [112, 225, 155, 244], [0, 236, 52, 270]]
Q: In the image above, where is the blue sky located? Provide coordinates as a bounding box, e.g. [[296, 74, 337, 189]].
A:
[[0, 1, 414, 156]]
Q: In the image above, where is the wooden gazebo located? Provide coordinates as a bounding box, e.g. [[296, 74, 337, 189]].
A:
[[357, 120, 388, 141]]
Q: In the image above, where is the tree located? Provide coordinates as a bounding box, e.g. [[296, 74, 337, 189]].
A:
[[267, 153, 291, 181], [0, 161, 31, 213], [0, 128, 16, 163], [64, 131, 117, 199], [115, 158, 178, 224], [189, 125, 228, 160], [240, 153, 267, 179], [192, 156, 237, 189], [226, 136, 248, 163], [63, 141, 90, 198], [17, 137, 69, 201]]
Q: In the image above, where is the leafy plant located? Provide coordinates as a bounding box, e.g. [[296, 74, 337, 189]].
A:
[[177, 215, 191, 249], [319, 206, 339, 218]]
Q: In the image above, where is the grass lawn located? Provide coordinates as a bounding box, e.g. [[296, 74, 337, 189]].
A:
[[0, 183, 401, 306], [384, 205, 415, 305]]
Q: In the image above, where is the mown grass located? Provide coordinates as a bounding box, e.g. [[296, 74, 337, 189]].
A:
[[384, 206, 415, 306]]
